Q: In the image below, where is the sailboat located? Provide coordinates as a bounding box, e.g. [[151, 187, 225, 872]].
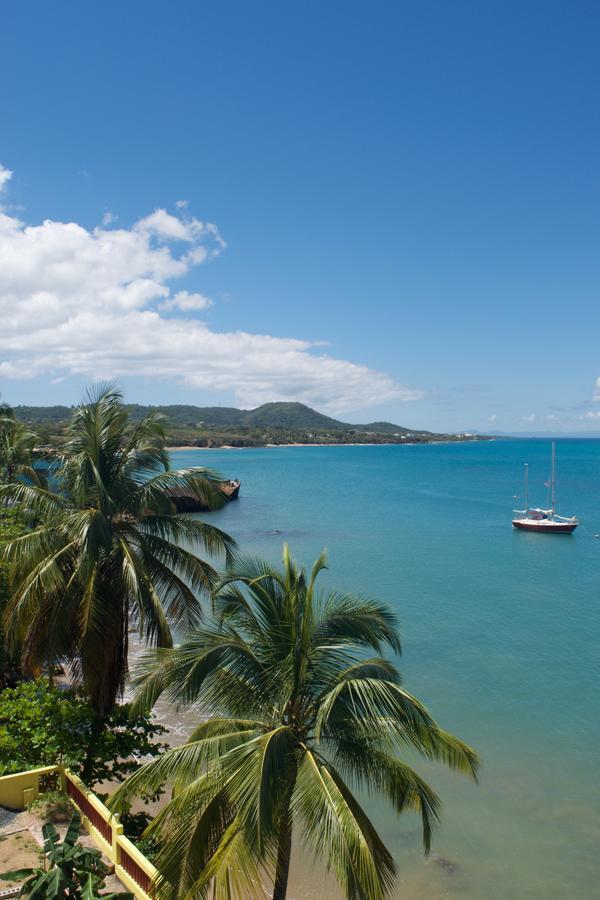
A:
[[512, 442, 579, 533]]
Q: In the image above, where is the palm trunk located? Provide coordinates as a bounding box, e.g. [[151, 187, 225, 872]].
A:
[[272, 805, 292, 900], [81, 713, 105, 785]]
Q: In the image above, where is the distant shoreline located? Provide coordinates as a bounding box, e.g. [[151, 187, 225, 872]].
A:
[[165, 439, 485, 451]]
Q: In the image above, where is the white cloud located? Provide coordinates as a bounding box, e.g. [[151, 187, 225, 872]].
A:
[[580, 410, 600, 420], [520, 414, 536, 422], [488, 413, 497, 423], [0, 165, 422, 414], [545, 414, 557, 421], [159, 290, 213, 312], [102, 211, 117, 226], [594, 377, 600, 401], [175, 199, 189, 209], [133, 209, 208, 244]]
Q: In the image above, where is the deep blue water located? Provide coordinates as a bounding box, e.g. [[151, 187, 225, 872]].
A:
[[171, 440, 600, 899]]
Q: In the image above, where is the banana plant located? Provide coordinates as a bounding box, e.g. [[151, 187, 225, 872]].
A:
[[0, 811, 133, 898]]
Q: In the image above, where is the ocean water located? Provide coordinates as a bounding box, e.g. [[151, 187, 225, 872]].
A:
[[169, 440, 600, 900]]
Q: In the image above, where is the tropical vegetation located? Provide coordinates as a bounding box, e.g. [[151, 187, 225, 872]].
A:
[[0, 507, 27, 686], [0, 812, 133, 899], [0, 385, 481, 899], [0, 678, 166, 788], [0, 400, 42, 485], [0, 385, 236, 718], [10, 400, 480, 448], [111, 547, 479, 900]]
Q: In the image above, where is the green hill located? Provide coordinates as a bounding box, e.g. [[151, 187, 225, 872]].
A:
[[9, 400, 477, 447], [241, 402, 344, 430], [125, 404, 246, 428], [355, 421, 413, 435], [14, 400, 417, 433]]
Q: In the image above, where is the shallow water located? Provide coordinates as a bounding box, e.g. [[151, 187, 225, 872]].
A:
[[164, 440, 600, 899]]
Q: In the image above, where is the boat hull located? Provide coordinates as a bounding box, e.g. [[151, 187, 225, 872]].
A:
[[512, 519, 578, 534]]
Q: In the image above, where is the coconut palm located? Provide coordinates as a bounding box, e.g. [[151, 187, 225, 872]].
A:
[[0, 404, 41, 485], [0, 385, 236, 718], [111, 546, 479, 900]]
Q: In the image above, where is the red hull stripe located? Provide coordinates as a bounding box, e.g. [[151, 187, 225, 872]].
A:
[[512, 521, 577, 533]]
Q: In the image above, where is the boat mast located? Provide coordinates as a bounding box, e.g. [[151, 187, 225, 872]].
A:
[[551, 442, 556, 517], [524, 463, 529, 513]]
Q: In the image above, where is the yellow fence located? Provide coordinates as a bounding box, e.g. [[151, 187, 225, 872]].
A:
[[0, 765, 158, 900]]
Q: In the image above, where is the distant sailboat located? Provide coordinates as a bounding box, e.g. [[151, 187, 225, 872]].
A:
[[512, 443, 578, 533]]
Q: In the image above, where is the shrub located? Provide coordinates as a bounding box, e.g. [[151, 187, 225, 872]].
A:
[[28, 791, 74, 823], [0, 679, 167, 789]]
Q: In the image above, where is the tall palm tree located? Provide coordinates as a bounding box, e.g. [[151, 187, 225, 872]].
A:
[[0, 385, 236, 718], [0, 404, 41, 485], [111, 547, 479, 900]]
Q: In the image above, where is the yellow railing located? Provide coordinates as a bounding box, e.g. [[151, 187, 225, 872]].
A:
[[0, 765, 158, 900]]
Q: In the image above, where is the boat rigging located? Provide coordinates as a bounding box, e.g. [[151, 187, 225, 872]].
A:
[[512, 443, 578, 534]]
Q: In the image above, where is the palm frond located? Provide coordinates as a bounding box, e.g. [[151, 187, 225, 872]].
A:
[[109, 728, 260, 812], [1, 384, 237, 715], [110, 546, 480, 898], [293, 749, 395, 900], [314, 591, 402, 654]]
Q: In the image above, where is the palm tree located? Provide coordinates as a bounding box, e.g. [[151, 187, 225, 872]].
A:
[[111, 547, 479, 900], [0, 403, 41, 485], [0, 385, 236, 719]]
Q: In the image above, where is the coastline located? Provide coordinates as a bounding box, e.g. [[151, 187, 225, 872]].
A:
[[165, 443, 392, 450], [165, 439, 483, 451], [165, 444, 238, 451]]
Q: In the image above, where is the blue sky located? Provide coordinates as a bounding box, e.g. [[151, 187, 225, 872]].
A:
[[0, 0, 599, 432]]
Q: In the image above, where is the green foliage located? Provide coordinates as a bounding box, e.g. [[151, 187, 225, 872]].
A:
[[0, 508, 28, 686], [112, 546, 480, 900], [0, 402, 44, 485], [12, 399, 417, 434], [9, 401, 480, 449], [13, 401, 343, 431], [128, 831, 160, 863], [0, 679, 167, 789], [0, 384, 236, 715], [0, 811, 133, 898]]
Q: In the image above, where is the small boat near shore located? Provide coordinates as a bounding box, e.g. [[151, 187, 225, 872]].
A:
[[168, 479, 240, 513], [512, 443, 578, 534]]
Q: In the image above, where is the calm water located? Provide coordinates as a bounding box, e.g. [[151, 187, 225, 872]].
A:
[[168, 440, 600, 900]]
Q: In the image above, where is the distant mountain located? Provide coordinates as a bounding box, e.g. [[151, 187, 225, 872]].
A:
[[126, 404, 246, 428], [14, 400, 424, 435], [240, 402, 343, 430], [355, 421, 414, 435]]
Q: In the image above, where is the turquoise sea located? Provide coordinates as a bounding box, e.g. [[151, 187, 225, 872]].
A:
[[170, 440, 600, 900]]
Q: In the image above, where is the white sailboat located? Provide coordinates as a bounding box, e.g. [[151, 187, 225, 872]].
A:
[[512, 442, 578, 533]]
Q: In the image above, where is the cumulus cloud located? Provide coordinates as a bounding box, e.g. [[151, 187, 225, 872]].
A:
[[580, 410, 600, 420], [0, 166, 422, 413], [159, 290, 213, 312], [488, 413, 497, 423], [520, 414, 536, 422]]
